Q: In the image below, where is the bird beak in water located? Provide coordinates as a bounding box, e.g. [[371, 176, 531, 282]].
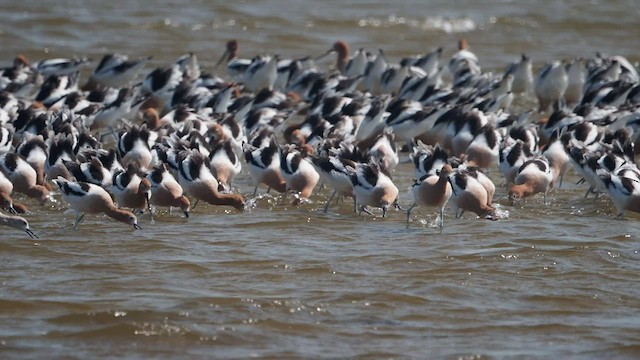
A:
[[134, 223, 142, 230], [183, 210, 190, 218], [214, 49, 229, 68], [9, 206, 18, 215], [25, 228, 39, 239]]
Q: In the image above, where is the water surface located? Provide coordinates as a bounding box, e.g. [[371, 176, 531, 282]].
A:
[[2, 1, 640, 358]]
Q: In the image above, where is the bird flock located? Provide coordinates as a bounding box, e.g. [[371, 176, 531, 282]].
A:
[[1, 38, 640, 238]]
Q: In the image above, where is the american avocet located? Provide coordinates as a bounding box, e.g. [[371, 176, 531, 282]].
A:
[[87, 53, 151, 89], [142, 65, 183, 110], [242, 107, 288, 136], [363, 49, 388, 94], [317, 41, 368, 77], [446, 107, 489, 156], [534, 60, 568, 112], [51, 91, 97, 114], [464, 164, 496, 208], [410, 142, 450, 179], [243, 137, 287, 196], [366, 128, 399, 172], [33, 57, 91, 77], [285, 67, 324, 101], [539, 109, 583, 144], [600, 167, 640, 219], [509, 157, 554, 205], [146, 163, 190, 218], [35, 73, 79, 107], [380, 58, 414, 95], [215, 40, 252, 82], [582, 78, 636, 109], [175, 52, 201, 81], [407, 163, 453, 229], [597, 140, 635, 173], [309, 154, 355, 212], [111, 164, 152, 214], [385, 98, 447, 143], [0, 211, 38, 239], [465, 124, 501, 169], [208, 138, 242, 192], [88, 87, 137, 138], [15, 133, 48, 187], [564, 58, 585, 107], [279, 144, 320, 204], [499, 139, 534, 188], [349, 158, 399, 217], [178, 150, 245, 211], [449, 167, 496, 219], [354, 95, 392, 143], [53, 176, 141, 230], [567, 145, 607, 199], [447, 39, 481, 85], [504, 54, 533, 95], [118, 124, 155, 171], [62, 157, 112, 188], [77, 148, 123, 177], [0, 153, 49, 204], [273, 56, 307, 92], [483, 73, 514, 112], [584, 57, 622, 94], [406, 47, 443, 79], [508, 123, 540, 154], [397, 74, 431, 101], [0, 55, 39, 96], [541, 128, 571, 188], [243, 55, 278, 92]]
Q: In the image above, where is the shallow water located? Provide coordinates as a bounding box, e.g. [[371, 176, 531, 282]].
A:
[[2, 1, 640, 359]]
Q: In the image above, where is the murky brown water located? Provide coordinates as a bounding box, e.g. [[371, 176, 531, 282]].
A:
[[2, 1, 640, 358]]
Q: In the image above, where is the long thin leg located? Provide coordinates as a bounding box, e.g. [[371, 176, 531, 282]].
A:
[[324, 189, 337, 213], [73, 212, 85, 230], [146, 193, 154, 222], [359, 206, 374, 216], [584, 186, 592, 199], [252, 185, 258, 197], [406, 203, 416, 223], [439, 206, 445, 229], [192, 199, 200, 209]]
